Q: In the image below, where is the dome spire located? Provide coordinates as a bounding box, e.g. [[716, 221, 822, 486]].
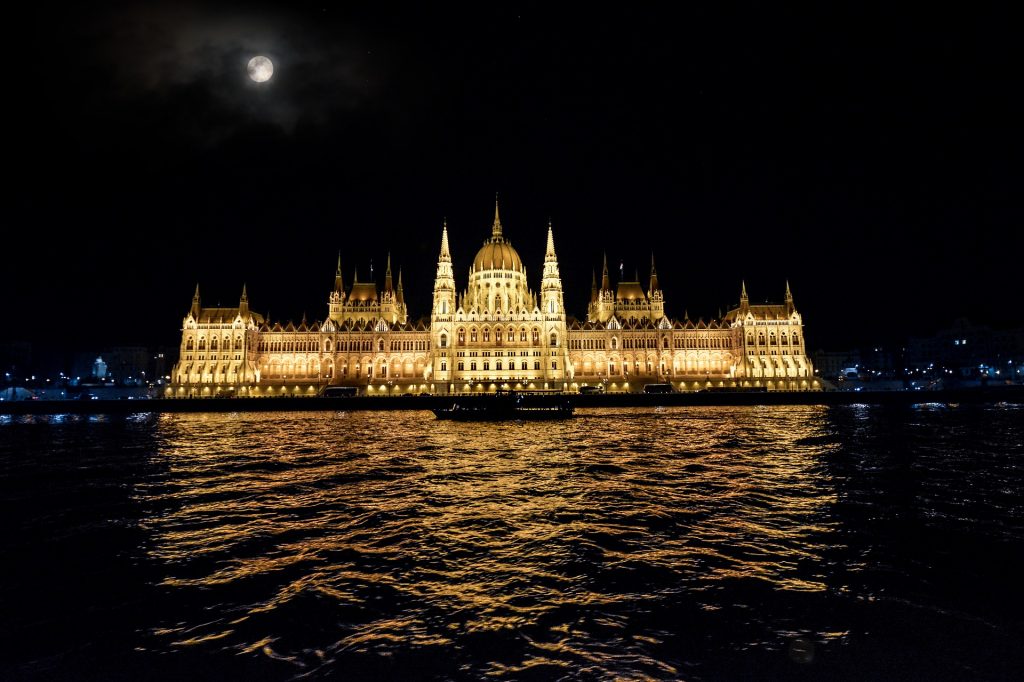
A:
[[492, 193, 503, 239]]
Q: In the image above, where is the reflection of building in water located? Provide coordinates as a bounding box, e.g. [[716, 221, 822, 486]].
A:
[[169, 200, 816, 396]]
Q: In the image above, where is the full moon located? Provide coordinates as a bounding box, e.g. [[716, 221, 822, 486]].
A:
[[247, 56, 274, 83]]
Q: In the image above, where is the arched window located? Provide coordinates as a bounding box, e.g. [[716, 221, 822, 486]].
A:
[[440, 333, 448, 348], [663, 337, 669, 349], [210, 338, 218, 351], [507, 328, 515, 342], [548, 300, 555, 314], [550, 332, 558, 347], [747, 333, 754, 345], [520, 327, 527, 342], [611, 338, 618, 350], [483, 328, 490, 342], [458, 328, 466, 345], [378, 339, 385, 352], [532, 328, 540, 345], [471, 328, 478, 343], [186, 337, 194, 351], [792, 333, 800, 344], [325, 340, 332, 353], [494, 327, 502, 345], [235, 337, 242, 350]]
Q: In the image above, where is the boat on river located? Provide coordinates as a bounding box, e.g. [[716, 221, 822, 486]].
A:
[[432, 390, 575, 421]]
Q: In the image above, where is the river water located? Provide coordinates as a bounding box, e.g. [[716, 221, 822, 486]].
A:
[[2, 405, 1022, 680]]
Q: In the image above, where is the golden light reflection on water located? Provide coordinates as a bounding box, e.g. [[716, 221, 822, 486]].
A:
[[140, 406, 840, 676]]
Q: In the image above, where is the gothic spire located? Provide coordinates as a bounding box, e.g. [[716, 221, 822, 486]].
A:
[[785, 279, 794, 314], [545, 220, 557, 261], [439, 219, 451, 261], [740, 280, 749, 311], [384, 252, 393, 293], [591, 269, 598, 303], [334, 251, 344, 294], [190, 283, 201, 317], [601, 252, 610, 291], [397, 269, 405, 305], [649, 253, 659, 292]]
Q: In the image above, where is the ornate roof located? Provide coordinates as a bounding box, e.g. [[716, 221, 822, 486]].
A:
[[615, 281, 647, 302]]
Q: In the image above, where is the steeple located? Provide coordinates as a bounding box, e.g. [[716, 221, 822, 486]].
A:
[[239, 283, 249, 316], [439, 219, 451, 262], [740, 280, 749, 312], [334, 251, 344, 294], [384, 252, 393, 293], [591, 269, 598, 303], [601, 253, 610, 291], [397, 269, 405, 305], [492, 194, 503, 239], [545, 220, 557, 261], [649, 253, 659, 292], [190, 283, 201, 318], [785, 279, 794, 314]]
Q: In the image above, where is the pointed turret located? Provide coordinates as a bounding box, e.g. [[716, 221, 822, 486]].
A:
[[601, 253, 610, 291], [492, 194, 503, 239], [591, 269, 598, 303], [545, 220, 557, 261], [384, 252, 393, 293], [239, 283, 249, 316], [740, 280, 749, 312], [397, 269, 405, 305], [649, 253, 659, 293], [334, 251, 344, 295], [190, 283, 201, 318], [785, 280, 794, 314], [353, 265, 359, 283], [439, 219, 451, 262]]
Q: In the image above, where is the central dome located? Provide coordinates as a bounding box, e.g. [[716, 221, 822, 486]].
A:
[[471, 200, 524, 272], [473, 238, 523, 272]]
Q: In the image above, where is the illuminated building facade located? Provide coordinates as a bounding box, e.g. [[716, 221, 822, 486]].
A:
[[169, 201, 815, 396]]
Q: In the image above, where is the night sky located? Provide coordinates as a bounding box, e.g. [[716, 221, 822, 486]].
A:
[[9, 4, 1023, 356]]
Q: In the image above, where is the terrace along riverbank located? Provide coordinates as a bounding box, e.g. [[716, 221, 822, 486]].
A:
[[1, 385, 1021, 415]]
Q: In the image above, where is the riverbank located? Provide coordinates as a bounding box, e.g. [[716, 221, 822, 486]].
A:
[[2, 385, 1022, 415]]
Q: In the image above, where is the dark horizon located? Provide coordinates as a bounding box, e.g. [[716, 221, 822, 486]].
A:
[[9, 4, 1023, 356]]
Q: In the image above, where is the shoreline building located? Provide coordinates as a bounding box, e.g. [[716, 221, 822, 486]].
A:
[[170, 202, 816, 396]]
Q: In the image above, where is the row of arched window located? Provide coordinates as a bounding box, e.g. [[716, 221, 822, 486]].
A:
[[746, 331, 800, 346], [185, 336, 243, 351], [454, 326, 554, 346]]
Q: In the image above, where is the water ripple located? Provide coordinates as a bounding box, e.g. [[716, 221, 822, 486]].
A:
[[4, 404, 1024, 680]]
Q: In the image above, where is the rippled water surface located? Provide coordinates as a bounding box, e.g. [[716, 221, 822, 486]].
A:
[[3, 405, 1024, 680]]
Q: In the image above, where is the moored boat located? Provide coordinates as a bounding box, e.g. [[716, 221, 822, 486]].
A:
[[433, 390, 574, 421]]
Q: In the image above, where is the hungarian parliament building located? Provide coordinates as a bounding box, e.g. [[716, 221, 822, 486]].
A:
[[169, 202, 816, 396]]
